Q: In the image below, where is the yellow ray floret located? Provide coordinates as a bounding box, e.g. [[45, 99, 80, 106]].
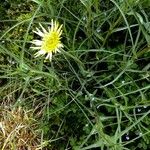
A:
[[31, 19, 63, 61]]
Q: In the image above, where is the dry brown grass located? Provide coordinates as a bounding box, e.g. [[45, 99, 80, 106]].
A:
[[0, 106, 46, 150]]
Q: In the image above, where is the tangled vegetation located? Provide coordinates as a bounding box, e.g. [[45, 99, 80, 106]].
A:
[[0, 0, 150, 149]]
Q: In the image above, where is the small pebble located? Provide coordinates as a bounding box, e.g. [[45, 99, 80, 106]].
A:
[[122, 80, 125, 84], [126, 135, 130, 140], [137, 108, 141, 112], [96, 29, 101, 33]]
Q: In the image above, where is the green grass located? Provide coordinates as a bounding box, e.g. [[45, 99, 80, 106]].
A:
[[0, 0, 150, 149]]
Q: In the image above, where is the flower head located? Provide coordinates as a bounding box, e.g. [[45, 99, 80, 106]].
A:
[[31, 19, 63, 61]]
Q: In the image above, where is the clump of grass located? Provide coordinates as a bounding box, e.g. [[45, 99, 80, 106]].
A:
[[0, 106, 45, 150]]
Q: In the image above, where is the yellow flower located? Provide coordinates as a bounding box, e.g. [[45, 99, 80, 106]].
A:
[[31, 19, 63, 61]]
